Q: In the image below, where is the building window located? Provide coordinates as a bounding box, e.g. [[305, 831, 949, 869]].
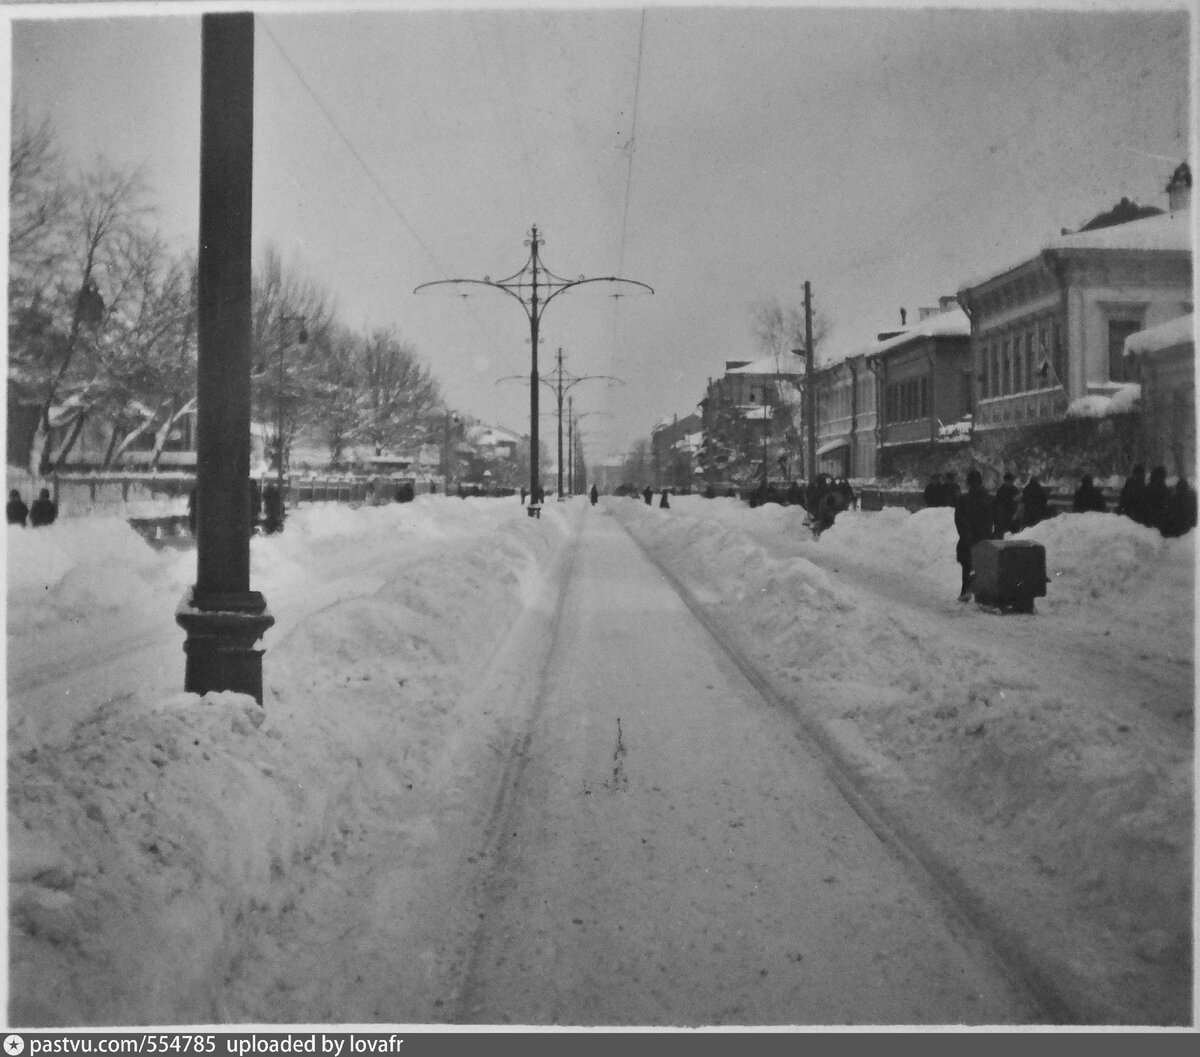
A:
[[1108, 318, 1143, 383], [1001, 338, 1011, 395], [1024, 329, 1036, 393]]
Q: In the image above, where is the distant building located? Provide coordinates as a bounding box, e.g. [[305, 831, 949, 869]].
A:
[[651, 412, 703, 489], [958, 165, 1193, 438], [867, 297, 973, 479], [812, 352, 875, 480]]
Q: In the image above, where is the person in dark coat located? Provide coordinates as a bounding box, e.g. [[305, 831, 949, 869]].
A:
[[520, 486, 527, 505], [806, 473, 833, 520], [1142, 466, 1171, 532], [923, 473, 943, 508], [29, 488, 57, 527], [940, 472, 962, 508], [1020, 475, 1050, 528], [262, 483, 284, 534], [642, 485, 653, 505], [954, 469, 995, 601], [833, 477, 855, 512], [1116, 464, 1147, 524], [590, 484, 599, 505], [659, 489, 670, 509], [704, 483, 716, 499], [1162, 476, 1198, 538], [812, 484, 846, 537], [1072, 474, 1107, 514], [7, 489, 29, 526], [994, 473, 1020, 535]]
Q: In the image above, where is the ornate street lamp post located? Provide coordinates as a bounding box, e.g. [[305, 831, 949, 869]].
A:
[[417, 226, 651, 516]]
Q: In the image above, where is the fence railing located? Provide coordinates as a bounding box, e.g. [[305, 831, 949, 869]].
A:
[[4, 471, 444, 522]]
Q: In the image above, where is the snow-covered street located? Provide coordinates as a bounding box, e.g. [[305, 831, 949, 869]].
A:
[[5, 494, 1194, 1028]]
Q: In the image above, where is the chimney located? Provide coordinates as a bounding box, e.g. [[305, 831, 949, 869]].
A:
[[1167, 162, 1192, 212]]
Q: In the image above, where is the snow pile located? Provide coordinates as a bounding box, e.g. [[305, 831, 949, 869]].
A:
[[8, 517, 191, 633], [613, 494, 1194, 1022], [1065, 383, 1141, 418], [6, 496, 568, 1026]]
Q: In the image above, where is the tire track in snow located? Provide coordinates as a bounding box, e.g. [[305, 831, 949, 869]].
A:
[[448, 510, 586, 1022]]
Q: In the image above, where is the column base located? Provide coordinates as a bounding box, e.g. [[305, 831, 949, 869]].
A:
[[176, 587, 275, 705]]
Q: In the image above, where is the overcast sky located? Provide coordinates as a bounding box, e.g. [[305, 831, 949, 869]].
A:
[[5, 1, 1194, 459]]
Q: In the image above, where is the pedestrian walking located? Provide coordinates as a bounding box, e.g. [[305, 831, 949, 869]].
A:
[[833, 477, 855, 512], [1072, 474, 1107, 514], [590, 484, 598, 506], [1020, 475, 1050, 528], [923, 473, 943, 508], [994, 473, 1020, 535], [659, 489, 670, 509], [262, 483, 284, 534], [520, 486, 527, 505], [941, 471, 962, 508], [1116, 464, 1147, 524], [29, 488, 57, 527], [7, 489, 29, 526], [1162, 475, 1197, 538], [954, 469, 995, 601], [642, 485, 653, 505], [1142, 466, 1171, 533]]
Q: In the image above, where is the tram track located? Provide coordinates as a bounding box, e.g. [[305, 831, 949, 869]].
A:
[[435, 505, 1061, 1026], [619, 517, 1088, 1026]]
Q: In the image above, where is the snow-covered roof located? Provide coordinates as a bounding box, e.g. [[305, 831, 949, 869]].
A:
[[1125, 313, 1195, 356], [726, 354, 804, 377], [871, 306, 970, 355], [738, 404, 774, 421], [962, 207, 1194, 293], [1044, 206, 1192, 253]]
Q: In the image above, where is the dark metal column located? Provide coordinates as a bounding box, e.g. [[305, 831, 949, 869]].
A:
[[177, 12, 274, 704]]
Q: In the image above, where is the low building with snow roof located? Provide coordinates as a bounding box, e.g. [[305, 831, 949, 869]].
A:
[[808, 298, 971, 481], [957, 163, 1193, 440]]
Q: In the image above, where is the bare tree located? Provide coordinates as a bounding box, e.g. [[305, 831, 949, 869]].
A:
[[355, 326, 441, 456], [18, 158, 154, 474]]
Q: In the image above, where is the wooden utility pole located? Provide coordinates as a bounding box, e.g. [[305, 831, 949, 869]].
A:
[[804, 280, 816, 482]]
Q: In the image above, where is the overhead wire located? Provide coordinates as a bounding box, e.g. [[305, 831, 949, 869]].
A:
[[257, 18, 522, 375], [605, 8, 649, 452]]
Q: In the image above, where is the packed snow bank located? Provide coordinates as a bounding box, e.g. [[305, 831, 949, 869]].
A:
[[611, 494, 1194, 1023], [6, 497, 569, 1026]]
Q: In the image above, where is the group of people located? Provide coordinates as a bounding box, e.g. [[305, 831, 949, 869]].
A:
[[952, 462, 1196, 601], [642, 485, 671, 509], [6, 488, 58, 527], [803, 474, 856, 536], [1114, 464, 1196, 538]]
